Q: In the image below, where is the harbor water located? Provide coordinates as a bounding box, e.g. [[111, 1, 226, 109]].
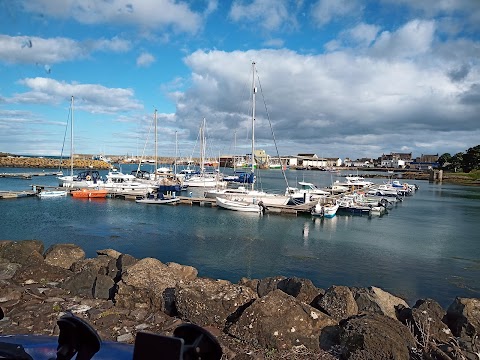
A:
[[1, 165, 479, 308]]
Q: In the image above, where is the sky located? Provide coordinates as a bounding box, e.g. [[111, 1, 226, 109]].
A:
[[0, 0, 479, 161]]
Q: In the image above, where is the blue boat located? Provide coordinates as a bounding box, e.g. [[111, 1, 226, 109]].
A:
[[224, 171, 255, 184]]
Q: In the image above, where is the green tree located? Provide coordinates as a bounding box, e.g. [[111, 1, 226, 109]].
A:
[[462, 145, 480, 173], [438, 153, 451, 168], [448, 152, 464, 172]]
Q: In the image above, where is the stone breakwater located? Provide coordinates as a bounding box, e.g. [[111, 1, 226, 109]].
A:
[[1, 240, 479, 360], [0, 156, 110, 169]]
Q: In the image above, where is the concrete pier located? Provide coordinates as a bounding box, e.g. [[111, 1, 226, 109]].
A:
[[429, 169, 443, 182]]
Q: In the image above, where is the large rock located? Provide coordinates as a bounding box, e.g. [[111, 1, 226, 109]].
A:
[[277, 277, 322, 304], [257, 276, 287, 297], [0, 240, 44, 266], [62, 268, 97, 298], [96, 248, 122, 259], [175, 278, 257, 329], [116, 258, 197, 312], [70, 255, 112, 275], [239, 276, 322, 304], [93, 274, 115, 300], [44, 244, 85, 269], [229, 289, 336, 352], [446, 297, 480, 338], [398, 298, 451, 344], [337, 313, 416, 359], [314, 285, 358, 321], [351, 286, 409, 319], [12, 261, 72, 284], [0, 258, 21, 280]]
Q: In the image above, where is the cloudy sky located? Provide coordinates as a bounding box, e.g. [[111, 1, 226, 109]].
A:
[[0, 0, 479, 160]]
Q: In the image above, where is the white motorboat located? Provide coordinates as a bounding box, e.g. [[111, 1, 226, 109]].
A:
[[38, 190, 68, 198], [286, 181, 330, 203], [311, 201, 339, 218], [215, 196, 265, 213], [98, 169, 153, 196], [206, 187, 290, 206], [136, 196, 180, 205]]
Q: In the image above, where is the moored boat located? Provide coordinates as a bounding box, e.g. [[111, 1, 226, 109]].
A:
[[71, 188, 108, 198], [311, 201, 339, 218], [215, 196, 266, 213], [136, 195, 180, 205], [37, 190, 68, 198]]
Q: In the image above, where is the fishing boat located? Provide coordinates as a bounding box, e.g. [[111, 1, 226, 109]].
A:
[[37, 190, 68, 198], [207, 62, 291, 210], [71, 188, 108, 198]]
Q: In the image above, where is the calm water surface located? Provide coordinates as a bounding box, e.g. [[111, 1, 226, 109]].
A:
[[1, 165, 479, 308]]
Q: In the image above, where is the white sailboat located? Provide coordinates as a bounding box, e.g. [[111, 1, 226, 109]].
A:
[[214, 62, 290, 212], [132, 109, 184, 194], [57, 96, 104, 188], [183, 118, 227, 188]]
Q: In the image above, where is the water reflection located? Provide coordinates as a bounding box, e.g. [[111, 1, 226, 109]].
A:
[[312, 215, 338, 232]]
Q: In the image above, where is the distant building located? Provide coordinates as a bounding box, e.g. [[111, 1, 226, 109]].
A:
[[325, 157, 342, 167], [416, 154, 439, 163], [296, 154, 327, 168], [344, 158, 374, 167]]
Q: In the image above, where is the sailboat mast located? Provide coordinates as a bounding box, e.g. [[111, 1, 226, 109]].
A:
[[251, 61, 256, 191], [174, 130, 178, 175], [154, 109, 158, 181], [201, 118, 206, 174], [70, 96, 74, 177]]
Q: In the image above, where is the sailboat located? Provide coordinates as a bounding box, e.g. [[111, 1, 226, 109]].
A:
[[212, 62, 291, 212], [57, 96, 104, 188], [132, 109, 184, 195], [182, 118, 227, 188]]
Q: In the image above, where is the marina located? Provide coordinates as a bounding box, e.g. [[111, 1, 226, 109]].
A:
[[0, 165, 479, 309]]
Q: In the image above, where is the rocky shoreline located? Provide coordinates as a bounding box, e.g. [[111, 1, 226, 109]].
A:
[[1, 240, 479, 359]]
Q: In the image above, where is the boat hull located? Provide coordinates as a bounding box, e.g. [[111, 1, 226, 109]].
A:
[[38, 190, 68, 198], [215, 197, 264, 212], [135, 197, 180, 205], [71, 189, 108, 198]]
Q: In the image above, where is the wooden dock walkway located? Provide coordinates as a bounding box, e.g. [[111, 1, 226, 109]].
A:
[[5, 186, 317, 216], [0, 190, 36, 199], [0, 172, 62, 179], [176, 196, 315, 215]]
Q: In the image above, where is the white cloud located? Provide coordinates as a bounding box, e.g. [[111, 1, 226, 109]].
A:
[[20, 0, 203, 33], [174, 43, 479, 158], [229, 0, 297, 32], [0, 35, 130, 65], [347, 23, 380, 46], [262, 38, 285, 48], [9, 77, 142, 113], [136, 52, 155, 67], [311, 0, 363, 27], [370, 19, 435, 59]]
